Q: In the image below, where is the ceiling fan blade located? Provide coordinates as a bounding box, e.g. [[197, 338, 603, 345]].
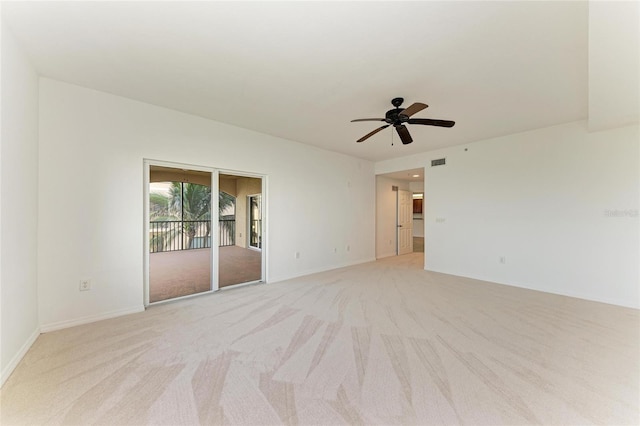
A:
[[399, 102, 428, 118], [351, 118, 385, 122], [357, 125, 390, 143], [407, 118, 455, 127], [396, 125, 413, 145]]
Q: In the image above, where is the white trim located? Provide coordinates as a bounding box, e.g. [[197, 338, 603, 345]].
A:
[[376, 251, 398, 260], [148, 289, 218, 307], [268, 258, 376, 284], [144, 158, 217, 174], [1, 327, 40, 387], [40, 305, 145, 333], [219, 279, 263, 291], [218, 168, 267, 180], [261, 176, 268, 283], [211, 170, 220, 292], [422, 268, 637, 310], [143, 160, 150, 306]]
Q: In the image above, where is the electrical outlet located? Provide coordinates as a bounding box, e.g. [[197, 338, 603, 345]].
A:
[[79, 279, 91, 291]]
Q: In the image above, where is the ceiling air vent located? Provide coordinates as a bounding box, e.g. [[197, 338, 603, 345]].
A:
[[431, 158, 446, 167]]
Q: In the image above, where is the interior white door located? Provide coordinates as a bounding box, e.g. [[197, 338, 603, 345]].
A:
[[397, 189, 413, 255]]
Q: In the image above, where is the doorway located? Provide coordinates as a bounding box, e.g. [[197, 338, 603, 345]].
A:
[[397, 189, 413, 255], [412, 192, 424, 253], [144, 161, 267, 305], [375, 168, 425, 264]]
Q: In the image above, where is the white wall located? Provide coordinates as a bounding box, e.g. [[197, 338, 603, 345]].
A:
[[38, 78, 375, 330], [375, 176, 409, 259], [376, 121, 639, 309], [588, 1, 639, 131], [409, 181, 424, 194], [0, 24, 40, 385]]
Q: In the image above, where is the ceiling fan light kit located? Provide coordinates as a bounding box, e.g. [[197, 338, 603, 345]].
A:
[[351, 97, 455, 145]]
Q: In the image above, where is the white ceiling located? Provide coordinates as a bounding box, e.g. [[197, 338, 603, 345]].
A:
[[1, 1, 593, 161]]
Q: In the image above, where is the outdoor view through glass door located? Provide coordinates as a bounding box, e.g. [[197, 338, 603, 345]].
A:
[[149, 166, 212, 302], [219, 174, 263, 288], [249, 194, 262, 249]]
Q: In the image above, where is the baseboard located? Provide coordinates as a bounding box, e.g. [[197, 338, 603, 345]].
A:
[[269, 257, 376, 284], [376, 251, 397, 259], [40, 305, 145, 333], [424, 267, 639, 310], [1, 326, 40, 387]]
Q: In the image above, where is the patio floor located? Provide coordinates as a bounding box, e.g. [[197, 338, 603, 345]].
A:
[[149, 246, 262, 303]]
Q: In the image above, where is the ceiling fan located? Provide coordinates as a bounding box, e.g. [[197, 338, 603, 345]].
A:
[[351, 97, 455, 145]]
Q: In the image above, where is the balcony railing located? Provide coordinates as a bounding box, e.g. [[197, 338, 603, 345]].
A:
[[219, 218, 235, 247], [150, 219, 235, 253]]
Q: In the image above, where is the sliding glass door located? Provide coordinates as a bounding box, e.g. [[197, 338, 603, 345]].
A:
[[218, 175, 263, 288], [145, 162, 266, 304], [148, 166, 212, 303]]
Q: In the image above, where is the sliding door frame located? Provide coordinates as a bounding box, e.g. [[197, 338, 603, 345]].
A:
[[144, 160, 267, 307]]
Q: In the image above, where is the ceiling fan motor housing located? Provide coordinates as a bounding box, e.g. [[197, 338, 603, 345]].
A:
[[385, 108, 408, 125], [386, 97, 410, 125], [391, 97, 404, 108]]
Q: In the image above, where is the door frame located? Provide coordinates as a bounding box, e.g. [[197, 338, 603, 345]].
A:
[[144, 160, 268, 306], [374, 169, 426, 267], [396, 189, 413, 255]]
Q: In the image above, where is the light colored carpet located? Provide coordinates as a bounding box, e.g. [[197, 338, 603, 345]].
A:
[[1, 253, 638, 425]]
